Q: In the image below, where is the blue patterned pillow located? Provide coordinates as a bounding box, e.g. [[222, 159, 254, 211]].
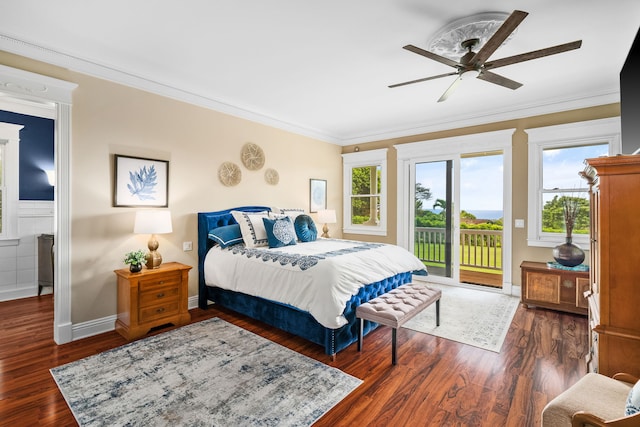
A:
[[626, 380, 640, 416], [262, 216, 297, 248], [294, 214, 317, 242], [208, 224, 243, 248]]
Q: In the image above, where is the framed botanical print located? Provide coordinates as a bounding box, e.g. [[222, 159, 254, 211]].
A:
[[114, 154, 169, 207], [309, 178, 327, 213]]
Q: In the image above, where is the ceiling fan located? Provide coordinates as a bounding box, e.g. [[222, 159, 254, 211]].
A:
[[389, 10, 582, 102]]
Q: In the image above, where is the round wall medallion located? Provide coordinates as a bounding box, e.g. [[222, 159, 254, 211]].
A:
[[218, 161, 242, 186], [264, 168, 279, 185], [241, 142, 265, 171]]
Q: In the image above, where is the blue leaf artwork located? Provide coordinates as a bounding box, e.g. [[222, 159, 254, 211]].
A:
[[127, 165, 158, 201]]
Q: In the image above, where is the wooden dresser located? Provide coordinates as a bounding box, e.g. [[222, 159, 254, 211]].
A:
[[520, 261, 589, 315], [114, 262, 192, 340], [582, 155, 640, 377]]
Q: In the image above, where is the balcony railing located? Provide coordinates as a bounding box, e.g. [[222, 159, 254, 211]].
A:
[[414, 227, 502, 271]]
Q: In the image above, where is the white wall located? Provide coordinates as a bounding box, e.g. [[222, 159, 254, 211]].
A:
[[0, 201, 54, 301]]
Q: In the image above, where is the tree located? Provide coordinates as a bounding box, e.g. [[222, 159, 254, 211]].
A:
[[542, 195, 589, 234], [415, 183, 432, 213]]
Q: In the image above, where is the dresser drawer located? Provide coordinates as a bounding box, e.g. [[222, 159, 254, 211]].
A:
[[139, 286, 180, 307], [139, 301, 180, 323]]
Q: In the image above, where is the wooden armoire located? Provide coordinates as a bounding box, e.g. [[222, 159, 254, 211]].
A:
[[581, 155, 640, 377]]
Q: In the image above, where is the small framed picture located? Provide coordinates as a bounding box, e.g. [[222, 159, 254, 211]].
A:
[[114, 154, 169, 207], [309, 179, 327, 213]]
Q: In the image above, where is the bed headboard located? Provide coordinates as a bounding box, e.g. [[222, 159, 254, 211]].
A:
[[197, 206, 270, 305]]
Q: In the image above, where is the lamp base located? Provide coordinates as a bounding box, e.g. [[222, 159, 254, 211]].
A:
[[321, 223, 330, 239], [146, 250, 163, 269]]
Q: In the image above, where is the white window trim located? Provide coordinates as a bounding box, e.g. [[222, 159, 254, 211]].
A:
[[342, 148, 387, 236], [0, 123, 24, 240], [526, 117, 621, 248]]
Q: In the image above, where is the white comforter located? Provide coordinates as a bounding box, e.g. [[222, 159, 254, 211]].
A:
[[204, 239, 427, 329]]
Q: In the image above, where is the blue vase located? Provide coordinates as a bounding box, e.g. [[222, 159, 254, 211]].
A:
[[553, 237, 585, 267]]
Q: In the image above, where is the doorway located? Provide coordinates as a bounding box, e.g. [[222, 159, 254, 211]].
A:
[[0, 65, 76, 344], [396, 129, 514, 294]]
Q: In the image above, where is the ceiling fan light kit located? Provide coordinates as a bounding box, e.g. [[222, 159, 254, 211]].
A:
[[390, 10, 582, 102]]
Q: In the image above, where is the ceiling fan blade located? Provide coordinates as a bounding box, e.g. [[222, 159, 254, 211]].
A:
[[483, 40, 582, 70], [437, 75, 463, 102], [471, 10, 529, 65], [403, 44, 460, 68], [478, 71, 522, 90], [389, 71, 459, 88]]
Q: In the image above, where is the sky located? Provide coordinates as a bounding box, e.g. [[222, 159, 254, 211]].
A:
[[415, 143, 608, 211]]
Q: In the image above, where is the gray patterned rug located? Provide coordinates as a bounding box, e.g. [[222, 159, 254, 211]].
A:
[[51, 318, 362, 426], [403, 284, 519, 352]]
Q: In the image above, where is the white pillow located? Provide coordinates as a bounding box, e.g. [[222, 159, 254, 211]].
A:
[[271, 207, 306, 221], [231, 210, 270, 248]]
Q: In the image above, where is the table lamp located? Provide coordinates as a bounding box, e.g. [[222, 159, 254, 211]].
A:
[[317, 209, 337, 238], [134, 210, 172, 269]]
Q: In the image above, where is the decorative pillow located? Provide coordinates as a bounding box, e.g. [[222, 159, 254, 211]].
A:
[[230, 210, 270, 248], [208, 224, 243, 248], [271, 207, 306, 221], [262, 216, 297, 248], [625, 380, 640, 416], [294, 214, 318, 242]]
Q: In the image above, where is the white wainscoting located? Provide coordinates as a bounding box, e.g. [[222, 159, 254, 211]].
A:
[[0, 201, 54, 302]]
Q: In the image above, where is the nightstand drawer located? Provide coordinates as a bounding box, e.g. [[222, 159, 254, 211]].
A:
[[139, 271, 181, 291], [139, 286, 180, 307], [139, 301, 180, 323]]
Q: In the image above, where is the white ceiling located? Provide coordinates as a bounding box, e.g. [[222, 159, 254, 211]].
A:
[[0, 1, 638, 145]]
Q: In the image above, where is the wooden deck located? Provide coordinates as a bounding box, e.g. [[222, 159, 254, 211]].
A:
[[460, 269, 503, 288]]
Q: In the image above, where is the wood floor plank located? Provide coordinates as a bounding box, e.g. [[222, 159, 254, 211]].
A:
[[0, 293, 588, 426]]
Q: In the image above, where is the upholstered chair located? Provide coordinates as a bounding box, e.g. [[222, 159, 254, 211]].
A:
[[541, 372, 640, 427]]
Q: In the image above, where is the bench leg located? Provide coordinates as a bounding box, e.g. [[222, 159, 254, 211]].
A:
[[436, 299, 440, 326], [357, 318, 363, 352], [392, 328, 397, 365]]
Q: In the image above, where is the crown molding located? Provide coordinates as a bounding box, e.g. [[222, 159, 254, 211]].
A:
[[0, 33, 342, 144], [339, 88, 620, 145], [0, 33, 620, 147]]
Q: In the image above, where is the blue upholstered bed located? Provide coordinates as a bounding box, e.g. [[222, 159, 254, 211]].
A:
[[197, 206, 424, 356]]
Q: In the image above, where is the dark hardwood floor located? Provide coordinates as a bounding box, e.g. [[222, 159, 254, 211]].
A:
[[0, 293, 588, 426]]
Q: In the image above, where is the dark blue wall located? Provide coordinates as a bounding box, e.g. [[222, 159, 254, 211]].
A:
[[0, 110, 54, 201]]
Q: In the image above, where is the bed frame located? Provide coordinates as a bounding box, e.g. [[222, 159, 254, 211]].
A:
[[197, 206, 413, 356]]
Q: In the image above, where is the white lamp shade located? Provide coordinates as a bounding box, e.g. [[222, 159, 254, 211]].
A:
[[317, 209, 337, 224], [134, 210, 173, 234]]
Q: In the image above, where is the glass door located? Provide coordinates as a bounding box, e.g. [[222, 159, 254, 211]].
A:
[[411, 152, 505, 287], [414, 159, 458, 282]]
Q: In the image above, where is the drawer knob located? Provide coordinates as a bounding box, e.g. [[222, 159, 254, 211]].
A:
[[157, 292, 165, 298], [159, 281, 165, 284], [156, 307, 165, 313]]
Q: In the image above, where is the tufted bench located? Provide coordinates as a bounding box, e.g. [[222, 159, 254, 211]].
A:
[[356, 283, 441, 365]]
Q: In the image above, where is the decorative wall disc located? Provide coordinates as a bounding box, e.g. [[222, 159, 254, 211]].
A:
[[264, 168, 279, 185], [241, 142, 265, 171], [218, 161, 242, 186]]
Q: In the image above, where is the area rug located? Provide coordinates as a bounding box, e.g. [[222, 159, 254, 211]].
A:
[[403, 283, 519, 353], [51, 318, 362, 426]]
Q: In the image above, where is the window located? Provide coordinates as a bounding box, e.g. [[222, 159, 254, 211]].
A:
[[527, 118, 621, 247], [342, 148, 387, 236]]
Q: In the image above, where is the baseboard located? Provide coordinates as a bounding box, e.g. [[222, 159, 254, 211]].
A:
[[71, 295, 203, 341], [0, 285, 38, 302]]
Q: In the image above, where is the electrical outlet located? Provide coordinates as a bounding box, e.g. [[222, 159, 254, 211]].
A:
[[183, 241, 193, 251], [514, 219, 525, 228]]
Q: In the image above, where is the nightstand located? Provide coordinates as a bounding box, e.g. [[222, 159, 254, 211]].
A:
[[114, 262, 192, 340], [520, 261, 588, 315]]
